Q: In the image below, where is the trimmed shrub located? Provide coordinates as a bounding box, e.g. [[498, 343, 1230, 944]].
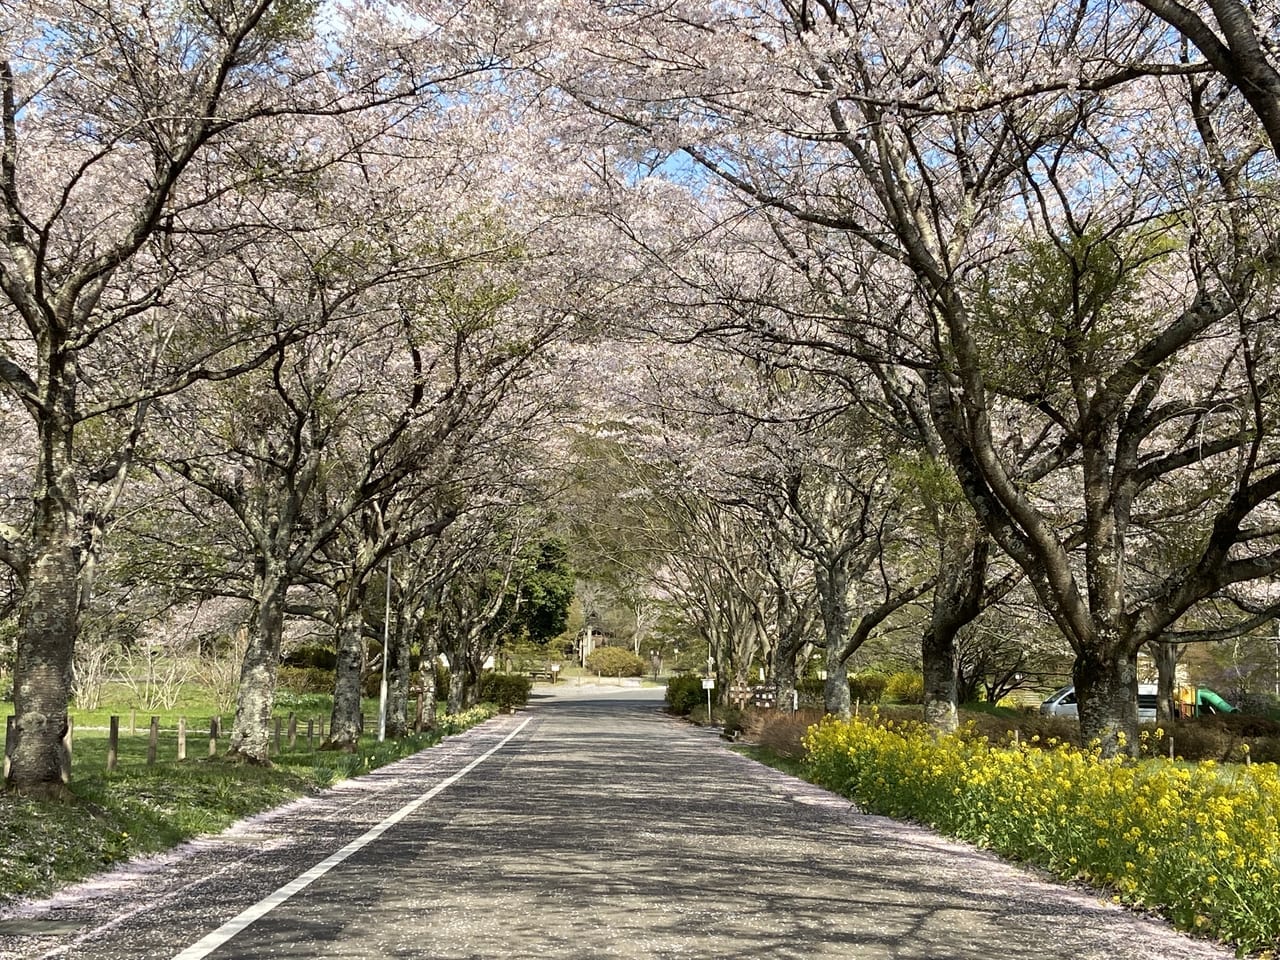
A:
[[1234, 692, 1280, 720], [795, 677, 825, 705], [848, 673, 888, 704], [478, 672, 533, 711], [585, 646, 646, 677], [883, 671, 924, 704], [665, 673, 704, 716]]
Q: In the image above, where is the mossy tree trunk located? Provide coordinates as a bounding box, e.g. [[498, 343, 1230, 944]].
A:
[[327, 579, 368, 752], [1075, 646, 1140, 756], [8, 409, 80, 793], [227, 570, 289, 764], [922, 533, 989, 733], [384, 598, 417, 739]]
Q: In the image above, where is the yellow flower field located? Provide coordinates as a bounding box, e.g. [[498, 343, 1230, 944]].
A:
[[803, 713, 1280, 954]]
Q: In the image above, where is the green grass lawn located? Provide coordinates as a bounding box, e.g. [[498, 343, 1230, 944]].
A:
[[0, 693, 495, 905]]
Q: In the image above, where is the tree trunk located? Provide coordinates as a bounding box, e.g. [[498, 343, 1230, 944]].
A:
[[772, 639, 799, 711], [418, 630, 439, 732], [823, 643, 852, 718], [227, 574, 288, 764], [1150, 640, 1182, 722], [1074, 647, 1139, 757], [6, 379, 81, 795], [464, 654, 484, 708], [327, 586, 367, 751], [447, 661, 467, 715], [922, 534, 987, 733], [815, 562, 854, 717], [7, 536, 79, 795], [921, 624, 959, 733], [384, 612, 413, 739]]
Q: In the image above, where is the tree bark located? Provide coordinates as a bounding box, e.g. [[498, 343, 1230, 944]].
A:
[[922, 533, 988, 733], [8, 535, 78, 794], [771, 637, 800, 711], [815, 563, 853, 717], [5, 353, 81, 794], [447, 659, 467, 715], [227, 573, 288, 764], [326, 583, 367, 751], [921, 624, 959, 733], [1074, 647, 1140, 757], [384, 610, 413, 739], [822, 642, 852, 719], [1151, 640, 1182, 722], [418, 629, 439, 732]]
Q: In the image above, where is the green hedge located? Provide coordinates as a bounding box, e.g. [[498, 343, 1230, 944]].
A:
[[585, 646, 647, 677], [797, 673, 890, 705], [665, 674, 704, 715], [478, 672, 533, 711]]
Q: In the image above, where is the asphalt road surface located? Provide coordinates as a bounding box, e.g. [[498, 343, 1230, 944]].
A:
[[0, 685, 1234, 960]]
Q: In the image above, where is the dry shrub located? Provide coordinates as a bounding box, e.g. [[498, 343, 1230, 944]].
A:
[[1162, 715, 1280, 763], [742, 708, 823, 759], [742, 702, 1280, 765], [1156, 721, 1233, 761]]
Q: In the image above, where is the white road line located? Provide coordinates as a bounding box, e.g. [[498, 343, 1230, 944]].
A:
[[170, 718, 530, 960]]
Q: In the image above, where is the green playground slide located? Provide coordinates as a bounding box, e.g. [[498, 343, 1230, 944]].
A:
[[1195, 688, 1236, 715]]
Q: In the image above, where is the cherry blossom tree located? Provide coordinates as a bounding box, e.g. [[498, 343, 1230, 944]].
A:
[[0, 0, 321, 792], [492, 0, 1280, 754], [1133, 0, 1280, 153]]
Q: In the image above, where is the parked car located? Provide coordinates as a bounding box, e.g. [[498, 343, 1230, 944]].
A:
[[1040, 683, 1159, 721]]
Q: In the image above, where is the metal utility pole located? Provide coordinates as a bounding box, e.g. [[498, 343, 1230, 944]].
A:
[[378, 556, 392, 743]]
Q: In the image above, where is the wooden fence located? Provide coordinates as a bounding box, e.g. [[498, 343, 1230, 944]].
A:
[[3, 711, 374, 775]]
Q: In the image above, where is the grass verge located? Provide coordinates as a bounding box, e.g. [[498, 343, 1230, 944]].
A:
[[0, 703, 497, 906], [728, 742, 808, 780]]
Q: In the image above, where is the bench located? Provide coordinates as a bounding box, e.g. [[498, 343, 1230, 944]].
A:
[[527, 670, 557, 683]]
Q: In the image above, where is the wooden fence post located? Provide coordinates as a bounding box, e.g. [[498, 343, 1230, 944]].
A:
[[287, 713, 297, 750], [177, 717, 187, 762], [129, 709, 136, 736], [147, 716, 159, 766], [209, 718, 218, 758], [107, 715, 119, 772], [414, 693, 424, 733], [3, 715, 13, 780], [273, 717, 282, 756], [60, 717, 73, 782]]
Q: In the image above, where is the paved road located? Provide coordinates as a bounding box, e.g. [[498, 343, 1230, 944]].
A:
[[0, 687, 1233, 959]]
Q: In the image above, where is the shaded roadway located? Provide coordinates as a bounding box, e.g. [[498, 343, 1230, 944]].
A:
[[0, 685, 1233, 959]]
